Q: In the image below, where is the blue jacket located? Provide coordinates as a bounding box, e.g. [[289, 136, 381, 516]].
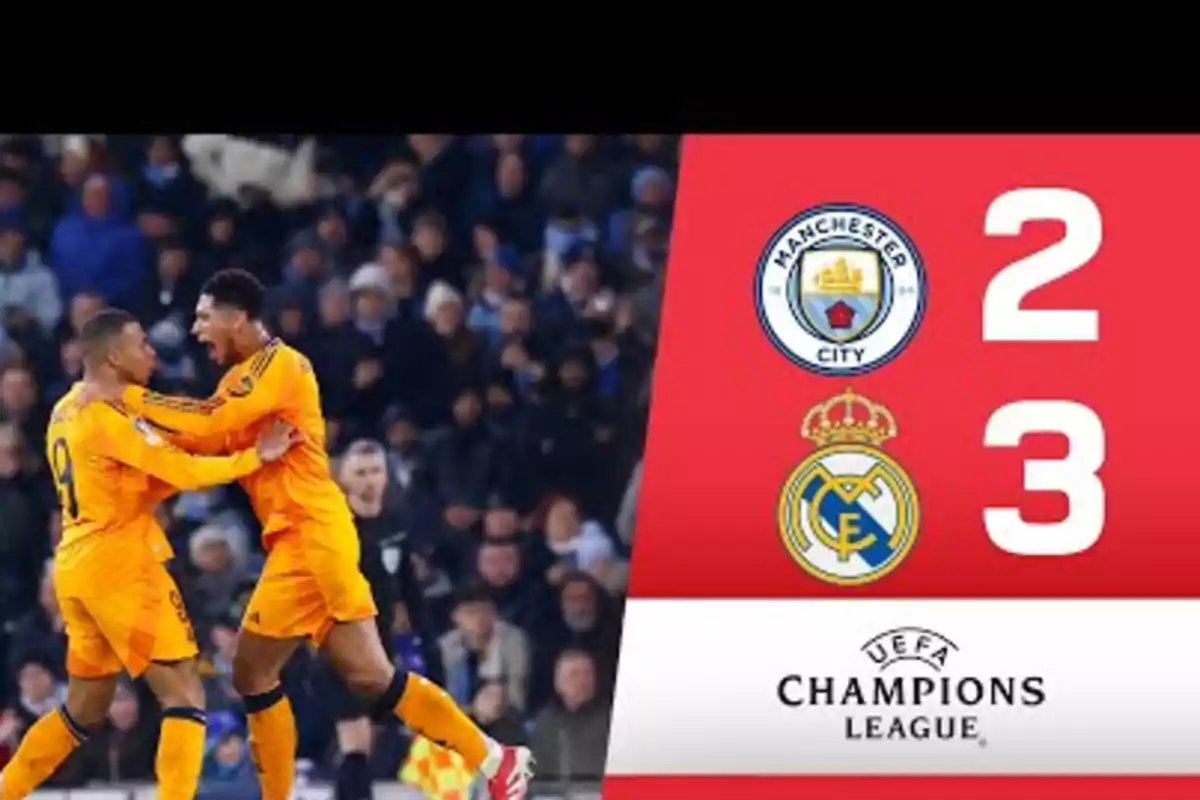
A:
[[49, 212, 146, 304]]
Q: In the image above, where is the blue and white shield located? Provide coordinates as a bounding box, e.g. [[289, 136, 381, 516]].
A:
[[798, 249, 883, 343]]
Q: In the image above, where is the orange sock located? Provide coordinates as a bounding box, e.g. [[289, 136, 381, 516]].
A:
[[245, 686, 296, 800], [395, 673, 491, 772], [155, 709, 206, 800], [0, 709, 86, 800]]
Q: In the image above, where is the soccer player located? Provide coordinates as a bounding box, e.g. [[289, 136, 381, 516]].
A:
[[0, 309, 299, 800], [89, 269, 534, 800]]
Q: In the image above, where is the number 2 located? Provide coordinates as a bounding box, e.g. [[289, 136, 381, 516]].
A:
[[984, 401, 1106, 556], [983, 187, 1102, 342], [51, 437, 79, 520]]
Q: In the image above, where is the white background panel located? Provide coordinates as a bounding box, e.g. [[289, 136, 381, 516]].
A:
[[607, 599, 1200, 775]]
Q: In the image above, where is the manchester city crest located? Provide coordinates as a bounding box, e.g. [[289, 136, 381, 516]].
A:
[[754, 203, 927, 376], [778, 389, 920, 586]]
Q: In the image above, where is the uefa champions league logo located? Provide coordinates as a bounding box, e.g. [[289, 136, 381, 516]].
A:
[[777, 626, 1048, 747]]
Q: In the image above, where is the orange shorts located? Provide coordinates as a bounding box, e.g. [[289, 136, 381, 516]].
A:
[[54, 535, 197, 679], [241, 520, 377, 646]]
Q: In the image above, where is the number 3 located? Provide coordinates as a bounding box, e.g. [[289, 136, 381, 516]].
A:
[[983, 188, 1102, 342], [984, 401, 1105, 556]]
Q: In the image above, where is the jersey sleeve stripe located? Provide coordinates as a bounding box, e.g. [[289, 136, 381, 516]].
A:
[[142, 393, 226, 415], [140, 342, 279, 415], [144, 418, 184, 435], [143, 394, 219, 410], [249, 343, 280, 378], [247, 350, 268, 376]]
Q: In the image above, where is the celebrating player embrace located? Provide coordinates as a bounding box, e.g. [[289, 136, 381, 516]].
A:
[[96, 270, 530, 800], [0, 308, 300, 800]]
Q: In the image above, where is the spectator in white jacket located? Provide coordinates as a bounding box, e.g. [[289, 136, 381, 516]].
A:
[[182, 134, 316, 208]]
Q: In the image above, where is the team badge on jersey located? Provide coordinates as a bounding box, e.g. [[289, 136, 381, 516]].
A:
[[133, 417, 163, 446], [754, 203, 927, 376], [227, 375, 254, 398], [778, 389, 919, 586]]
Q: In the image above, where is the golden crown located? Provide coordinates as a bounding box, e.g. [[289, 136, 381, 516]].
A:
[[801, 389, 897, 448], [813, 257, 863, 294]]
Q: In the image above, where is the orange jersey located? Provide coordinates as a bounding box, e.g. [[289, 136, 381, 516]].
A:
[[47, 384, 266, 554], [120, 337, 354, 545]]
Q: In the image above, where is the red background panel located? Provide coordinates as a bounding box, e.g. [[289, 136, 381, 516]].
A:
[[604, 777, 1200, 799], [629, 135, 1200, 599]]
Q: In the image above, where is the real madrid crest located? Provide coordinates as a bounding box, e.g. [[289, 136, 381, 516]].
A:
[[754, 203, 927, 376], [778, 389, 920, 586]]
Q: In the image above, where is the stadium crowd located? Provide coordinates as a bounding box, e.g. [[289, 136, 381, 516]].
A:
[[0, 134, 669, 793]]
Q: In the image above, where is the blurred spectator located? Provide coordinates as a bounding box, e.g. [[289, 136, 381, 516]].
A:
[[50, 174, 146, 307], [541, 136, 617, 222], [607, 167, 674, 264], [440, 585, 531, 714], [469, 680, 526, 746], [200, 711, 257, 791], [529, 649, 611, 781], [0, 365, 47, 449], [422, 384, 502, 525], [135, 136, 206, 231], [380, 404, 423, 497], [0, 432, 41, 611], [137, 235, 205, 329], [549, 572, 622, 697], [66, 680, 156, 784], [58, 136, 134, 222], [62, 290, 106, 342], [0, 216, 62, 333], [0, 140, 56, 250], [0, 133, 672, 790], [4, 561, 64, 680], [541, 496, 625, 595], [475, 537, 552, 640], [8, 654, 65, 734], [186, 513, 255, 625], [199, 618, 241, 713]]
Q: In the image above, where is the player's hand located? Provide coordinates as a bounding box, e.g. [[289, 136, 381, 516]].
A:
[[256, 420, 303, 462], [368, 161, 408, 198], [0, 708, 21, 745], [353, 359, 382, 390], [471, 684, 505, 724]]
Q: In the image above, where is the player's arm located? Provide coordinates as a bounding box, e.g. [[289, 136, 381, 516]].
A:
[[155, 426, 228, 456], [103, 399, 228, 455], [89, 406, 264, 492], [120, 346, 290, 438]]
